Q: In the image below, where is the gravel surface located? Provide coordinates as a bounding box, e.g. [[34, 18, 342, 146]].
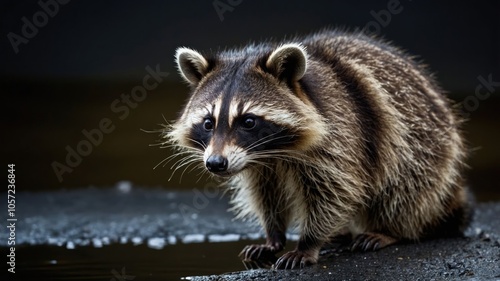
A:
[[0, 184, 262, 247], [1, 185, 499, 280]]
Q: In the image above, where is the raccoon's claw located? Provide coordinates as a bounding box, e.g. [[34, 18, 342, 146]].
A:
[[274, 250, 317, 270], [239, 244, 279, 269], [351, 232, 398, 252], [319, 244, 349, 255]]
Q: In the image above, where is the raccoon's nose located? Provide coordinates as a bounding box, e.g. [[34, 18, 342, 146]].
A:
[[206, 155, 228, 173]]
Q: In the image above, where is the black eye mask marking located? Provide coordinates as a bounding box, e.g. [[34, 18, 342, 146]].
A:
[[188, 112, 299, 153], [189, 117, 214, 150], [234, 116, 298, 151]]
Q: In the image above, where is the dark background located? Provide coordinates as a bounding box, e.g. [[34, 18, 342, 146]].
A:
[[1, 0, 499, 201]]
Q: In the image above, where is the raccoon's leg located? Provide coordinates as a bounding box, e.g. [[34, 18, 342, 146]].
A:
[[274, 195, 331, 269], [238, 168, 290, 269], [350, 232, 398, 251], [275, 178, 365, 269], [274, 234, 322, 269]]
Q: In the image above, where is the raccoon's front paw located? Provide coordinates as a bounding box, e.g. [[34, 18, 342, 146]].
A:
[[274, 250, 318, 269], [239, 244, 280, 269]]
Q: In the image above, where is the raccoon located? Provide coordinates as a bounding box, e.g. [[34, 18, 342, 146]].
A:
[[165, 29, 472, 269]]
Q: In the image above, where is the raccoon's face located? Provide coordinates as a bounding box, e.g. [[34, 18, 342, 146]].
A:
[[168, 43, 326, 177]]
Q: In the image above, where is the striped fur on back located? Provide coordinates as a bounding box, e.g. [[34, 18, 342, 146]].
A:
[[165, 29, 472, 269]]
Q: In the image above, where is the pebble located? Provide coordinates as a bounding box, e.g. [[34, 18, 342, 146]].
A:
[[182, 234, 205, 243]]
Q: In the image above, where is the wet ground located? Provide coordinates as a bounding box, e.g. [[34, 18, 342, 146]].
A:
[[1, 186, 499, 280], [192, 206, 500, 280]]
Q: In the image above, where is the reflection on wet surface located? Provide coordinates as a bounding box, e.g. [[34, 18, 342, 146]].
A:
[[12, 240, 284, 280]]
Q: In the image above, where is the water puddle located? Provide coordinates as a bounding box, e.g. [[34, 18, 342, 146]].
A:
[[8, 240, 275, 280]]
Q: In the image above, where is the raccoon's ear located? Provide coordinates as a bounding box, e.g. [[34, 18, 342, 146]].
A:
[[175, 47, 209, 85], [265, 43, 307, 82]]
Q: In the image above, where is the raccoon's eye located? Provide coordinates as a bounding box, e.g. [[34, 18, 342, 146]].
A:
[[242, 117, 256, 130], [203, 118, 214, 131]]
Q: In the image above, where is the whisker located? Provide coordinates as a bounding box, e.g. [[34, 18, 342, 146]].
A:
[[171, 155, 201, 170], [246, 159, 273, 171], [245, 130, 286, 151], [185, 161, 205, 178], [157, 143, 179, 149], [164, 153, 197, 170], [140, 128, 164, 134], [245, 132, 300, 154], [169, 157, 201, 181], [249, 150, 309, 164], [195, 166, 210, 183], [187, 138, 207, 149], [168, 160, 197, 180], [178, 160, 202, 183], [154, 150, 197, 170], [149, 142, 167, 147]]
